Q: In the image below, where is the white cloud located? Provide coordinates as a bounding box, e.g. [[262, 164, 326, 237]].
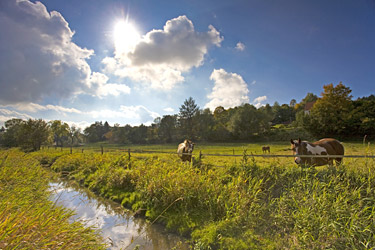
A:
[[0, 0, 127, 104], [205, 69, 250, 111], [0, 109, 33, 125], [253, 96, 267, 108], [235, 42, 245, 51], [1, 103, 82, 114], [0, 0, 95, 104], [119, 105, 160, 124], [89, 72, 131, 98], [253, 96, 267, 103], [163, 107, 174, 112], [103, 15, 223, 90], [88, 105, 159, 125]]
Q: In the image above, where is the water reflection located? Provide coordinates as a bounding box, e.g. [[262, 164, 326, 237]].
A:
[[49, 182, 189, 250]]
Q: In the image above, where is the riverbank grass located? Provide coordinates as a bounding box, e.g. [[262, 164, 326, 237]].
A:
[[0, 149, 106, 250]]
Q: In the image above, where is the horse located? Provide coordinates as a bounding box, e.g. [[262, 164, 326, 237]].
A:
[[177, 139, 195, 162], [290, 138, 344, 166], [262, 146, 270, 153]]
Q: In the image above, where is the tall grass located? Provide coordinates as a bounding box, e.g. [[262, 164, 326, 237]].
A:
[[14, 143, 375, 249], [0, 149, 106, 250]]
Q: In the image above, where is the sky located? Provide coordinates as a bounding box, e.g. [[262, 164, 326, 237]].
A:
[[1, 0, 375, 129]]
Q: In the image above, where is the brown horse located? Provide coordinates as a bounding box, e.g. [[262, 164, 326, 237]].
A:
[[262, 146, 270, 153], [290, 138, 344, 166], [177, 139, 195, 162]]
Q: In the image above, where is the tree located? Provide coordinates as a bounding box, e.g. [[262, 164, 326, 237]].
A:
[[84, 121, 107, 143], [49, 120, 69, 147], [272, 103, 295, 124], [194, 108, 215, 141], [228, 104, 260, 139], [178, 97, 199, 139], [68, 126, 82, 146], [157, 115, 178, 143], [347, 95, 375, 137], [305, 82, 353, 137], [2, 119, 24, 147], [19, 119, 50, 151]]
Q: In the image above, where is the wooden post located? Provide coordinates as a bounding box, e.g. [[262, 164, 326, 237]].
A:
[[60, 146, 62, 152], [233, 149, 235, 155], [70, 147, 72, 154], [199, 150, 202, 160], [81, 148, 84, 153], [128, 149, 131, 160], [101, 145, 104, 155]]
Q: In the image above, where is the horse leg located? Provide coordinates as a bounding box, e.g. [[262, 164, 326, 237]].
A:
[[335, 157, 343, 166]]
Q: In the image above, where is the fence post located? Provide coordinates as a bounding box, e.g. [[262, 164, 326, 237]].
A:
[[81, 148, 84, 153], [199, 150, 202, 160], [128, 148, 131, 160], [101, 145, 104, 155], [70, 146, 72, 154]]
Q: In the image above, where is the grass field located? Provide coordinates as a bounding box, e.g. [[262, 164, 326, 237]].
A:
[[51, 140, 375, 168], [3, 141, 375, 249]]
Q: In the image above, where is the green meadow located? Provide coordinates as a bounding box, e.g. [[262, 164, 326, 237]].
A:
[[2, 141, 375, 249]]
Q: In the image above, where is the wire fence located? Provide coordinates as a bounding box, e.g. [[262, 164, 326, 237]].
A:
[[42, 145, 375, 160]]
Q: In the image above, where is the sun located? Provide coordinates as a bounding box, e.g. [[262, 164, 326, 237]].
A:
[[113, 20, 140, 54]]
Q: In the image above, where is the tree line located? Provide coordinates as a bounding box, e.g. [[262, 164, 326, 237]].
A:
[[1, 83, 374, 151]]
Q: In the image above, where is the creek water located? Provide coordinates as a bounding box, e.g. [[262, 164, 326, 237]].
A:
[[49, 182, 189, 250]]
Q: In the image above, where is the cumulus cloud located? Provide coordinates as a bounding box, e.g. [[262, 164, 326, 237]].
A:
[[0, 108, 33, 125], [88, 105, 159, 125], [0, 0, 127, 105], [163, 107, 174, 112], [89, 72, 130, 98], [119, 105, 159, 124], [253, 96, 267, 108], [103, 15, 223, 90], [235, 42, 245, 51], [205, 69, 250, 111], [1, 103, 82, 114], [0, 0, 95, 104]]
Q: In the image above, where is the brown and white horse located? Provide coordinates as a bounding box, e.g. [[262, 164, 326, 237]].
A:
[[290, 138, 344, 166], [177, 139, 195, 162]]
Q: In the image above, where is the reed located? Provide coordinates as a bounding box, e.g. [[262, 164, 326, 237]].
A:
[[0, 149, 106, 250]]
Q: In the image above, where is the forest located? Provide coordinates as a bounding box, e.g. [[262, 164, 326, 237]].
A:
[[1, 82, 375, 151]]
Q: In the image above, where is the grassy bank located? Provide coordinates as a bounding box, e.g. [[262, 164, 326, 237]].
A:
[[29, 142, 375, 249], [0, 149, 106, 250]]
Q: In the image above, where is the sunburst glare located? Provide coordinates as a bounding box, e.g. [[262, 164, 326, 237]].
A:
[[113, 20, 140, 54]]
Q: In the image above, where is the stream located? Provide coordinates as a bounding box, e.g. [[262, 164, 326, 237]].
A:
[[49, 182, 190, 250]]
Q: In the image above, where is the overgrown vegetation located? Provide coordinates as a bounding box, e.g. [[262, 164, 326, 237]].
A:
[[22, 142, 375, 249], [0, 149, 106, 250]]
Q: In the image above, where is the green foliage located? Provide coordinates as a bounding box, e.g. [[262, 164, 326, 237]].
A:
[[306, 82, 354, 137], [179, 97, 200, 139]]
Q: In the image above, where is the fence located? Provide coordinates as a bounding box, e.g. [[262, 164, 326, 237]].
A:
[[42, 145, 375, 160]]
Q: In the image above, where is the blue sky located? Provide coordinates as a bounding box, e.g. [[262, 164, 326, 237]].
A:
[[1, 0, 374, 129]]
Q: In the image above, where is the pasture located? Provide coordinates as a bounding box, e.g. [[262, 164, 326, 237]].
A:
[[63, 140, 375, 168], [3, 141, 375, 249]]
